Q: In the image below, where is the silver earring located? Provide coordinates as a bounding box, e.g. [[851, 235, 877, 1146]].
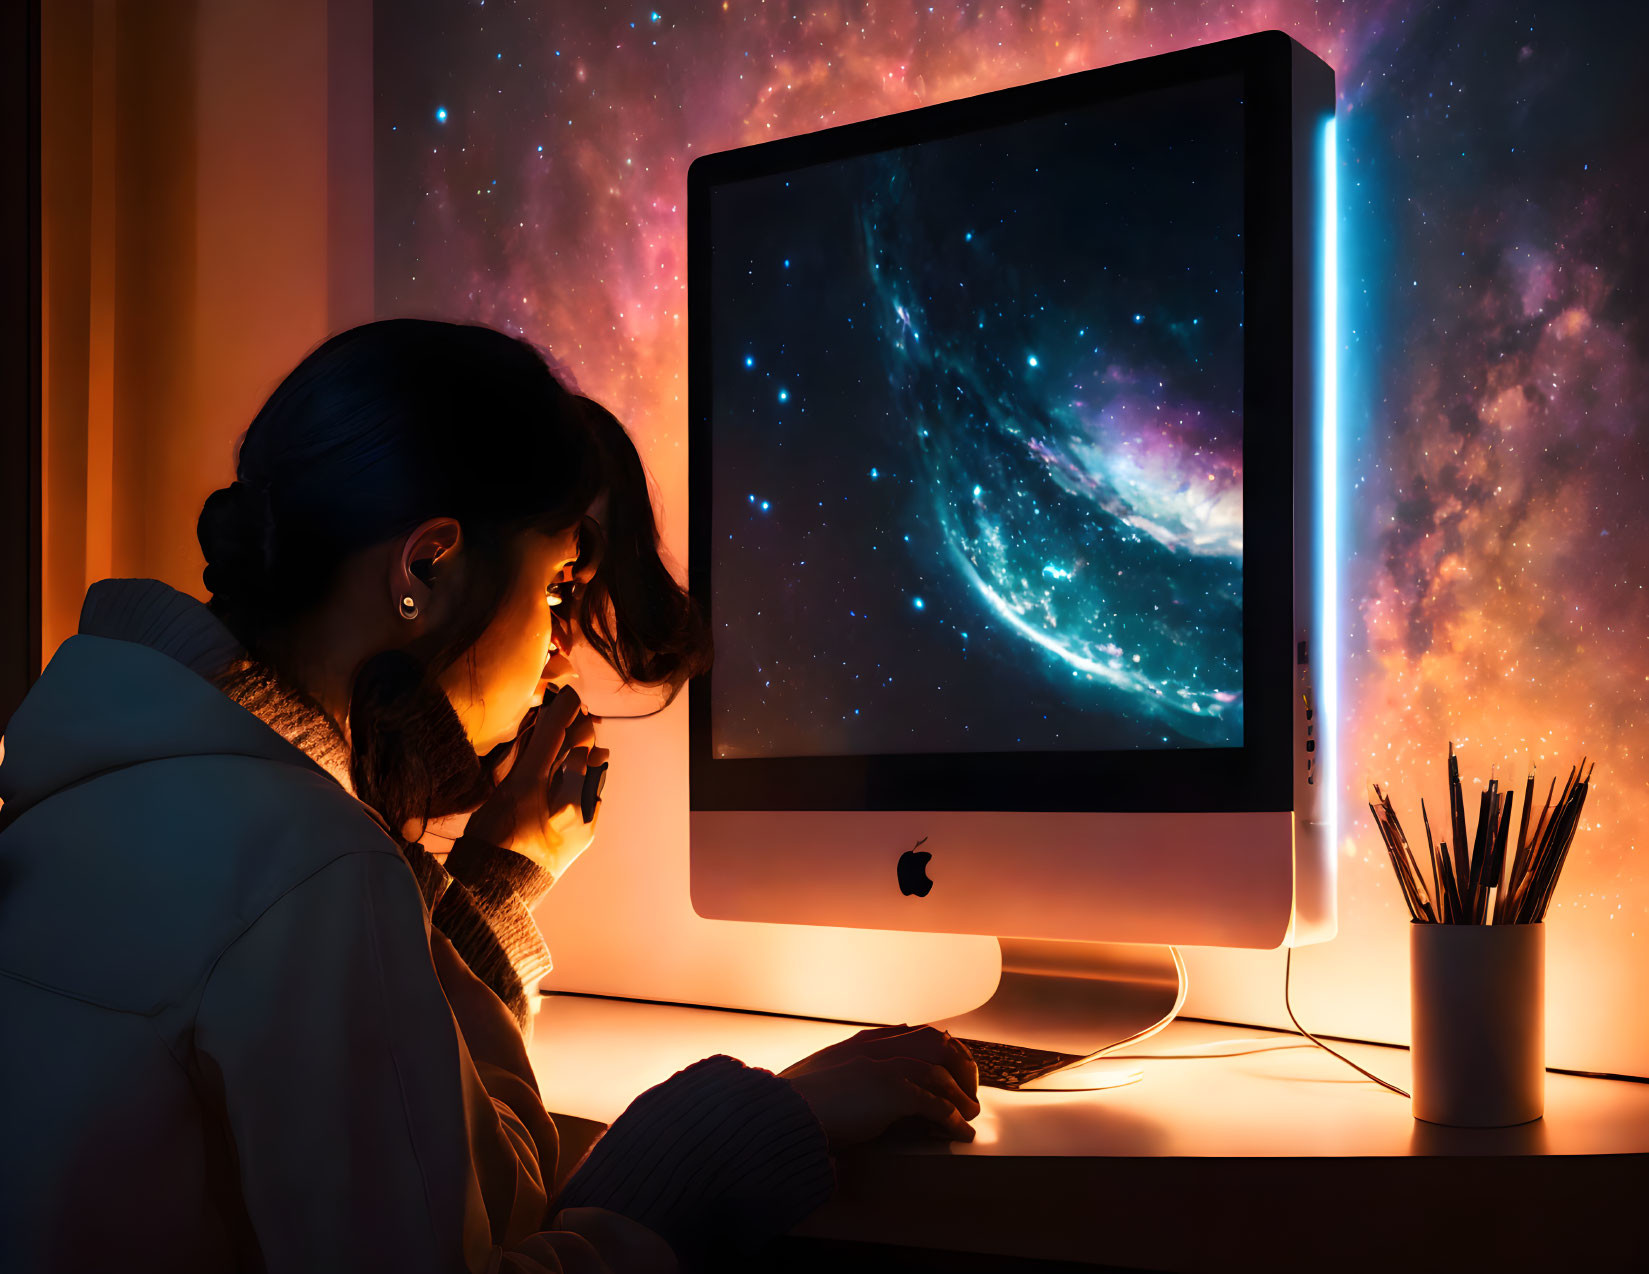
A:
[[399, 595, 419, 620]]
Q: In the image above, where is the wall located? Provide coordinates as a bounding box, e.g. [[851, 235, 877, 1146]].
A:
[[38, 0, 369, 652], [376, 0, 1649, 1077]]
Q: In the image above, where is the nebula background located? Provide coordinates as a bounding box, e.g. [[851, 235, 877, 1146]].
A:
[[707, 74, 1245, 757], [377, 0, 1649, 1072]]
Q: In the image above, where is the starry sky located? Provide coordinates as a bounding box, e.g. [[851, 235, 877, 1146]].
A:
[[706, 73, 1246, 757], [376, 0, 1649, 1069]]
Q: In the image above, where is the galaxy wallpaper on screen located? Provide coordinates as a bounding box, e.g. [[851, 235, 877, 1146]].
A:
[[707, 77, 1245, 758], [377, 1, 1649, 1070]]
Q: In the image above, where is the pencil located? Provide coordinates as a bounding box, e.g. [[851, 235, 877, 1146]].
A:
[[1381, 792, 1437, 923], [1369, 788, 1425, 921], [1477, 784, 1503, 922], [1421, 799, 1447, 922], [1370, 812, 1418, 919], [1539, 767, 1596, 919], [1514, 765, 1536, 866], [1499, 766, 1537, 924], [1521, 775, 1558, 897], [1437, 840, 1458, 922], [1448, 744, 1471, 915], [1514, 765, 1579, 923], [1483, 770, 1503, 921], [1489, 788, 1515, 923], [1529, 771, 1591, 923], [1518, 801, 1566, 923]]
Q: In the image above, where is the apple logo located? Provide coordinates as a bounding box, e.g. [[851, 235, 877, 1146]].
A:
[[897, 837, 934, 897]]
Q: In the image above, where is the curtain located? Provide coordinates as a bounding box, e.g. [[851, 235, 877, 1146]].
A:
[[37, 0, 369, 665]]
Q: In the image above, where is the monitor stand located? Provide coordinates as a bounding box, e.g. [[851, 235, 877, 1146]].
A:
[[931, 937, 1187, 1091]]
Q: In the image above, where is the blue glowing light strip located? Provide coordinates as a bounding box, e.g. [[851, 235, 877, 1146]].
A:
[[1320, 115, 1339, 853]]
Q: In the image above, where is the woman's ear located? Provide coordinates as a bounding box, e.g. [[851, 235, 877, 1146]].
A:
[[395, 518, 463, 622]]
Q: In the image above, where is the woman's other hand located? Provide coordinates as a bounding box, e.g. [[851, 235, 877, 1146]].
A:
[[779, 1025, 981, 1148], [464, 684, 608, 877]]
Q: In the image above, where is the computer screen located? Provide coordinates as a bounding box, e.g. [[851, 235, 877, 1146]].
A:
[[708, 74, 1246, 760]]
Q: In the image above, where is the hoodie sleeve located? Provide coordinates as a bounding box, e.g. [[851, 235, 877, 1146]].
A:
[[552, 1056, 835, 1270], [192, 848, 662, 1273], [432, 834, 559, 1031]]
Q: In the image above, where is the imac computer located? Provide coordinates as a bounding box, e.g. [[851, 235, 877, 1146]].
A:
[[687, 32, 1336, 1087]]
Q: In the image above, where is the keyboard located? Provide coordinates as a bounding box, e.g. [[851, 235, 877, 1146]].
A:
[[955, 1037, 1084, 1090]]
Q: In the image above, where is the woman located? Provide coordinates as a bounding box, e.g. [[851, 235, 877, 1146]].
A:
[[0, 320, 979, 1273]]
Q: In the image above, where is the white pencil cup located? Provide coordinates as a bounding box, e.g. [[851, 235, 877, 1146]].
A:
[[1410, 922, 1544, 1127]]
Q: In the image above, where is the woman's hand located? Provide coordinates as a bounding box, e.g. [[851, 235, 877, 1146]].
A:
[[463, 684, 608, 878], [780, 1024, 981, 1149]]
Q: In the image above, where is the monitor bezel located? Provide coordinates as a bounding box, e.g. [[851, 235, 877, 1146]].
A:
[[687, 31, 1302, 814]]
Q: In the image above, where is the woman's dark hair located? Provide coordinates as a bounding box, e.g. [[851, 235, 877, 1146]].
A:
[[196, 318, 705, 832], [571, 396, 711, 700]]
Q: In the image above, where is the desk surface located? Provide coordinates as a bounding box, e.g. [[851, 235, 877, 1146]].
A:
[[530, 994, 1649, 1270]]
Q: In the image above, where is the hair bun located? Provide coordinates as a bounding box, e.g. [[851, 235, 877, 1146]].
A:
[[198, 479, 276, 604]]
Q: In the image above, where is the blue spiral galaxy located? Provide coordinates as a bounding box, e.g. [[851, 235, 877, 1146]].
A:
[[858, 158, 1245, 744]]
